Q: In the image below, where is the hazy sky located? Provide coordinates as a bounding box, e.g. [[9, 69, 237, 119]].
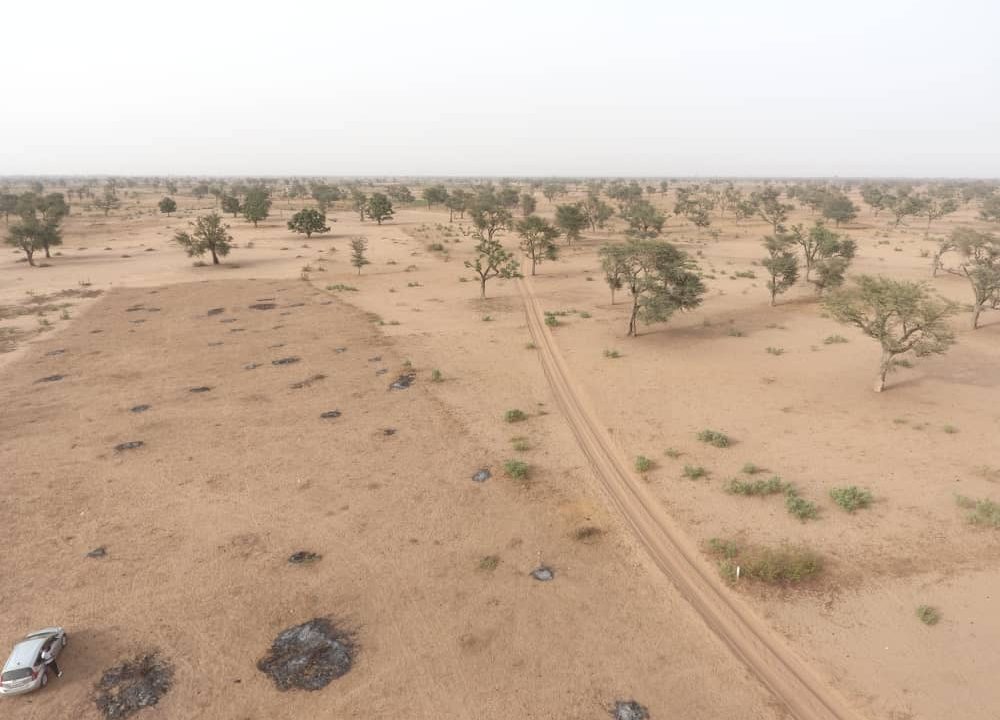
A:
[[3, 0, 998, 177]]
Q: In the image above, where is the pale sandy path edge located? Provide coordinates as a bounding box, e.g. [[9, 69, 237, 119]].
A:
[[517, 274, 864, 720]]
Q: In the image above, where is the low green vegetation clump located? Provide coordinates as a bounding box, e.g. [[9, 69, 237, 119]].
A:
[[765, 346, 785, 356], [785, 489, 819, 521], [510, 436, 530, 451], [916, 605, 940, 625], [725, 476, 787, 496], [956, 495, 1000, 528], [503, 459, 529, 480], [664, 447, 682, 459], [707, 538, 823, 585], [741, 462, 763, 475], [544, 314, 559, 327], [603, 349, 621, 359], [823, 334, 849, 344], [634, 455, 653, 473], [683, 464, 707, 479], [697, 429, 731, 448], [430, 369, 443, 383], [504, 409, 527, 423], [326, 283, 358, 292], [478, 555, 500, 571], [830, 486, 873, 513]]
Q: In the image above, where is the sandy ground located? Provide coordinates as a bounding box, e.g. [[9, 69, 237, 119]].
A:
[[2, 183, 999, 719]]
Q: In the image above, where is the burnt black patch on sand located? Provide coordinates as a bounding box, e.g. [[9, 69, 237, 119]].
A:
[[95, 653, 174, 720], [390, 373, 416, 390], [272, 356, 300, 366], [288, 551, 321, 564], [87, 546, 108, 558], [115, 441, 144, 452], [45, 348, 66, 356], [320, 410, 341, 419], [37, 374, 65, 383], [207, 307, 225, 316], [129, 405, 151, 414], [249, 303, 277, 310], [257, 618, 355, 691], [291, 374, 325, 389], [190, 386, 212, 393], [611, 700, 650, 720]]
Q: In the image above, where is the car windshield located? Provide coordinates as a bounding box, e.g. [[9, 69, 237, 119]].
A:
[[2, 668, 33, 681]]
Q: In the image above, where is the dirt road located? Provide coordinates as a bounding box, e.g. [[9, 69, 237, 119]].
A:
[[517, 274, 862, 720]]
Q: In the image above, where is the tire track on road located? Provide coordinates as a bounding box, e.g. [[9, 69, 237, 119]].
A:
[[517, 276, 862, 720]]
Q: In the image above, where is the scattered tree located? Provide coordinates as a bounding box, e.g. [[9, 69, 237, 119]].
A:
[[918, 194, 959, 229], [941, 227, 1000, 328], [751, 187, 793, 233], [860, 184, 887, 216], [599, 244, 628, 304], [242, 187, 271, 227], [287, 208, 331, 238], [821, 194, 858, 226], [221, 194, 241, 218], [158, 197, 177, 217], [365, 193, 394, 225], [350, 237, 369, 274], [554, 203, 587, 244], [350, 189, 367, 221], [1, 193, 17, 224], [621, 199, 665, 239], [445, 189, 468, 222], [519, 192, 537, 217], [422, 184, 448, 208], [762, 234, 800, 306], [824, 275, 956, 392], [516, 216, 560, 275], [93, 189, 121, 216], [464, 235, 521, 298], [582, 192, 614, 231], [601, 240, 706, 336], [468, 191, 512, 242], [173, 212, 233, 265]]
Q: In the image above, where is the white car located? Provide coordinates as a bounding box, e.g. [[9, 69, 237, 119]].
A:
[[0, 628, 67, 696]]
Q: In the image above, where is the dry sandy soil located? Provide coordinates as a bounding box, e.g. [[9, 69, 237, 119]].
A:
[[2, 182, 998, 720]]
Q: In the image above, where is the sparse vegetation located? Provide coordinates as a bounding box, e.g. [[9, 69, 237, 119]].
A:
[[504, 409, 527, 423], [726, 476, 787, 496], [697, 429, 731, 448], [503, 459, 529, 480], [510, 436, 530, 451], [683, 464, 708, 479], [707, 539, 823, 584], [830, 486, 874, 513], [785, 489, 819, 521], [634, 455, 653, 473], [956, 495, 1000, 528], [916, 605, 940, 625]]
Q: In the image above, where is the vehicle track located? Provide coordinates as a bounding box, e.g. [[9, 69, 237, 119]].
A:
[[517, 276, 862, 720]]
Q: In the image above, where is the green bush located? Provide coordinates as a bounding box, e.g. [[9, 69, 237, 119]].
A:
[[697, 429, 731, 448], [956, 495, 1000, 528], [603, 349, 621, 359], [478, 555, 500, 571], [830, 486, 873, 513], [943, 424, 959, 434], [823, 334, 848, 344], [635, 455, 653, 473], [916, 605, 940, 625], [683, 464, 707, 480], [726, 476, 787, 496], [544, 314, 559, 327], [765, 346, 785, 356], [510, 436, 530, 451], [504, 409, 527, 423], [326, 283, 358, 292], [579, 311, 591, 318], [785, 490, 819, 521], [430, 369, 443, 383], [708, 540, 823, 584], [503, 459, 529, 480], [741, 462, 763, 475], [664, 448, 682, 459]]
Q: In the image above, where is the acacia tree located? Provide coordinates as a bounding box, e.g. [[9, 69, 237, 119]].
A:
[[824, 275, 956, 392], [519, 193, 537, 217], [942, 227, 1000, 329], [158, 197, 177, 217], [468, 191, 512, 242], [422, 184, 448, 208], [762, 234, 799, 306], [93, 189, 120, 216], [287, 208, 331, 238], [582, 192, 614, 231], [751, 187, 793, 233], [242, 187, 271, 227], [173, 212, 233, 265], [221, 195, 241, 218], [464, 235, 520, 298], [350, 237, 369, 274], [860, 184, 886, 216], [599, 243, 628, 304], [821, 194, 858, 226], [365, 193, 394, 225], [5, 216, 58, 266], [791, 221, 853, 283], [602, 240, 705, 336], [885, 191, 922, 226], [350, 189, 367, 221], [1, 193, 17, 224], [980, 194, 1000, 224], [555, 203, 587, 244], [445, 190, 468, 221], [516, 216, 560, 275], [916, 194, 959, 229], [620, 199, 665, 239]]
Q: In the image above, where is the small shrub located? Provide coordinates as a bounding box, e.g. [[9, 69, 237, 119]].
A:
[[503, 459, 529, 480], [727, 328, 745, 337], [579, 311, 591, 319], [544, 314, 559, 327], [733, 270, 756, 279], [634, 455, 653, 473], [573, 526, 603, 542], [943, 424, 958, 434], [956, 495, 1000, 528], [482, 315, 493, 322], [604, 349, 621, 359], [741, 463, 763, 475], [524, 342, 537, 349], [504, 409, 527, 423], [478, 555, 500, 571], [427, 242, 445, 252], [326, 283, 358, 292], [510, 436, 530, 451], [765, 346, 785, 356], [430, 369, 443, 383], [708, 540, 823, 584], [726, 476, 787, 496], [829, 486, 873, 513], [916, 605, 940, 625], [683, 464, 707, 480], [785, 490, 819, 521], [824, 334, 848, 345], [697, 429, 731, 448], [664, 448, 682, 459]]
